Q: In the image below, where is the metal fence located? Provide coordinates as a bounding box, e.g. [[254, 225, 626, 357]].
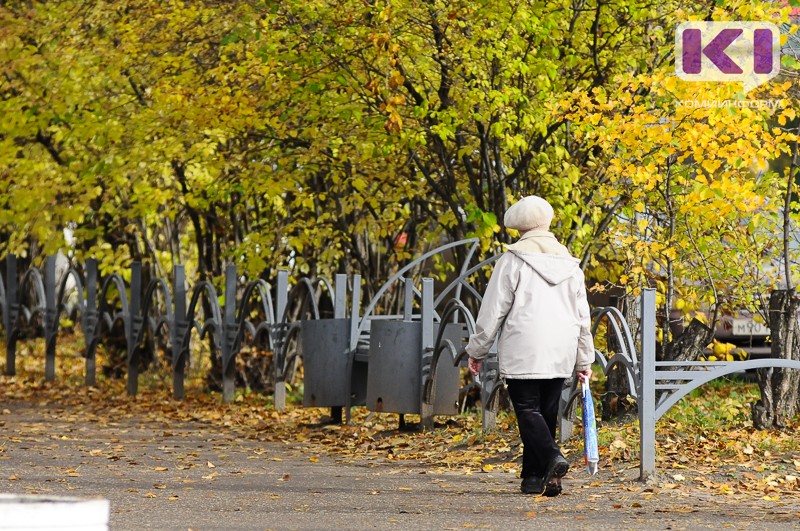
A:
[[1, 255, 294, 404], [0, 241, 636, 434], [5, 249, 790, 480], [0, 240, 508, 429]]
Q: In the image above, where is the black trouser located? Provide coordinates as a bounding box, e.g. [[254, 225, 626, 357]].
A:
[[505, 378, 565, 479]]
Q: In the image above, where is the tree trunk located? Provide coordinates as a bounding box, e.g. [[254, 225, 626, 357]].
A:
[[752, 290, 800, 429], [664, 318, 713, 363], [655, 318, 714, 405]]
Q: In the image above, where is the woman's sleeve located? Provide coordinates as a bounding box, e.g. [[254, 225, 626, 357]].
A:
[[575, 274, 595, 371], [465, 254, 517, 360]]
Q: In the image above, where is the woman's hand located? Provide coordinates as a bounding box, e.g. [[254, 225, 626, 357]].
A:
[[576, 369, 592, 384], [468, 357, 483, 376]]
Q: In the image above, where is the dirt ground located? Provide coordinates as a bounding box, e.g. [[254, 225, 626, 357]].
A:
[[2, 399, 800, 531]]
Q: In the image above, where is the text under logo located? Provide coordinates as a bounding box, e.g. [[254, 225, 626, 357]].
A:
[[675, 21, 781, 93]]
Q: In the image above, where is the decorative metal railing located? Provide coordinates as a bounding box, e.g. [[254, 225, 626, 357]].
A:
[[6, 250, 794, 481], [1, 256, 297, 405]]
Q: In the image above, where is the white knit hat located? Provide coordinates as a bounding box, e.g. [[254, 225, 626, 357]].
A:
[[503, 196, 554, 232]]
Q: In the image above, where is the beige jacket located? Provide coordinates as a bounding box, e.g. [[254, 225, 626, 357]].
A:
[[465, 231, 594, 379]]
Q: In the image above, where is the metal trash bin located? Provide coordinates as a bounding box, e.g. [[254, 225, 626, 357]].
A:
[[300, 318, 367, 408], [430, 321, 466, 415], [366, 320, 462, 415]]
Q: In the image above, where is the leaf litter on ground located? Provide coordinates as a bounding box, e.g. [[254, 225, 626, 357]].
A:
[[2, 338, 800, 502]]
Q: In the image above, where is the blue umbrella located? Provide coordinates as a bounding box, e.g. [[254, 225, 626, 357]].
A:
[[582, 381, 599, 475]]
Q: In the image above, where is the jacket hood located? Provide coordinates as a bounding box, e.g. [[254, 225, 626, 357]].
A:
[[509, 251, 581, 285], [506, 230, 570, 256]]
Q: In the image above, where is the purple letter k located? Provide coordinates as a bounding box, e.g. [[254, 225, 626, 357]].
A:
[[683, 28, 743, 74]]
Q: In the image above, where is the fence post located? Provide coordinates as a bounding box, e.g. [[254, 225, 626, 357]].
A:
[[5, 255, 17, 376], [420, 278, 435, 430], [172, 265, 187, 399], [273, 269, 289, 411], [328, 273, 348, 423], [639, 288, 657, 481], [84, 260, 98, 386], [403, 277, 413, 321], [127, 263, 142, 396], [222, 264, 237, 404], [334, 274, 347, 319], [346, 274, 362, 423], [557, 381, 575, 443], [44, 256, 57, 382]]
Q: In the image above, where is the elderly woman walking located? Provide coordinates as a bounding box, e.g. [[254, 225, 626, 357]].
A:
[[465, 196, 594, 496]]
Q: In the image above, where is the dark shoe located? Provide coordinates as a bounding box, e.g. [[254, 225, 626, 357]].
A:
[[542, 455, 569, 489], [543, 478, 562, 497], [520, 476, 544, 494]]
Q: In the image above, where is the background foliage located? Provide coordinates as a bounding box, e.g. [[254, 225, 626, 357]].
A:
[[1, 0, 799, 328]]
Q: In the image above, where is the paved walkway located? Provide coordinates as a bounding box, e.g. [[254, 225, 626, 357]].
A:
[[2, 401, 799, 530]]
